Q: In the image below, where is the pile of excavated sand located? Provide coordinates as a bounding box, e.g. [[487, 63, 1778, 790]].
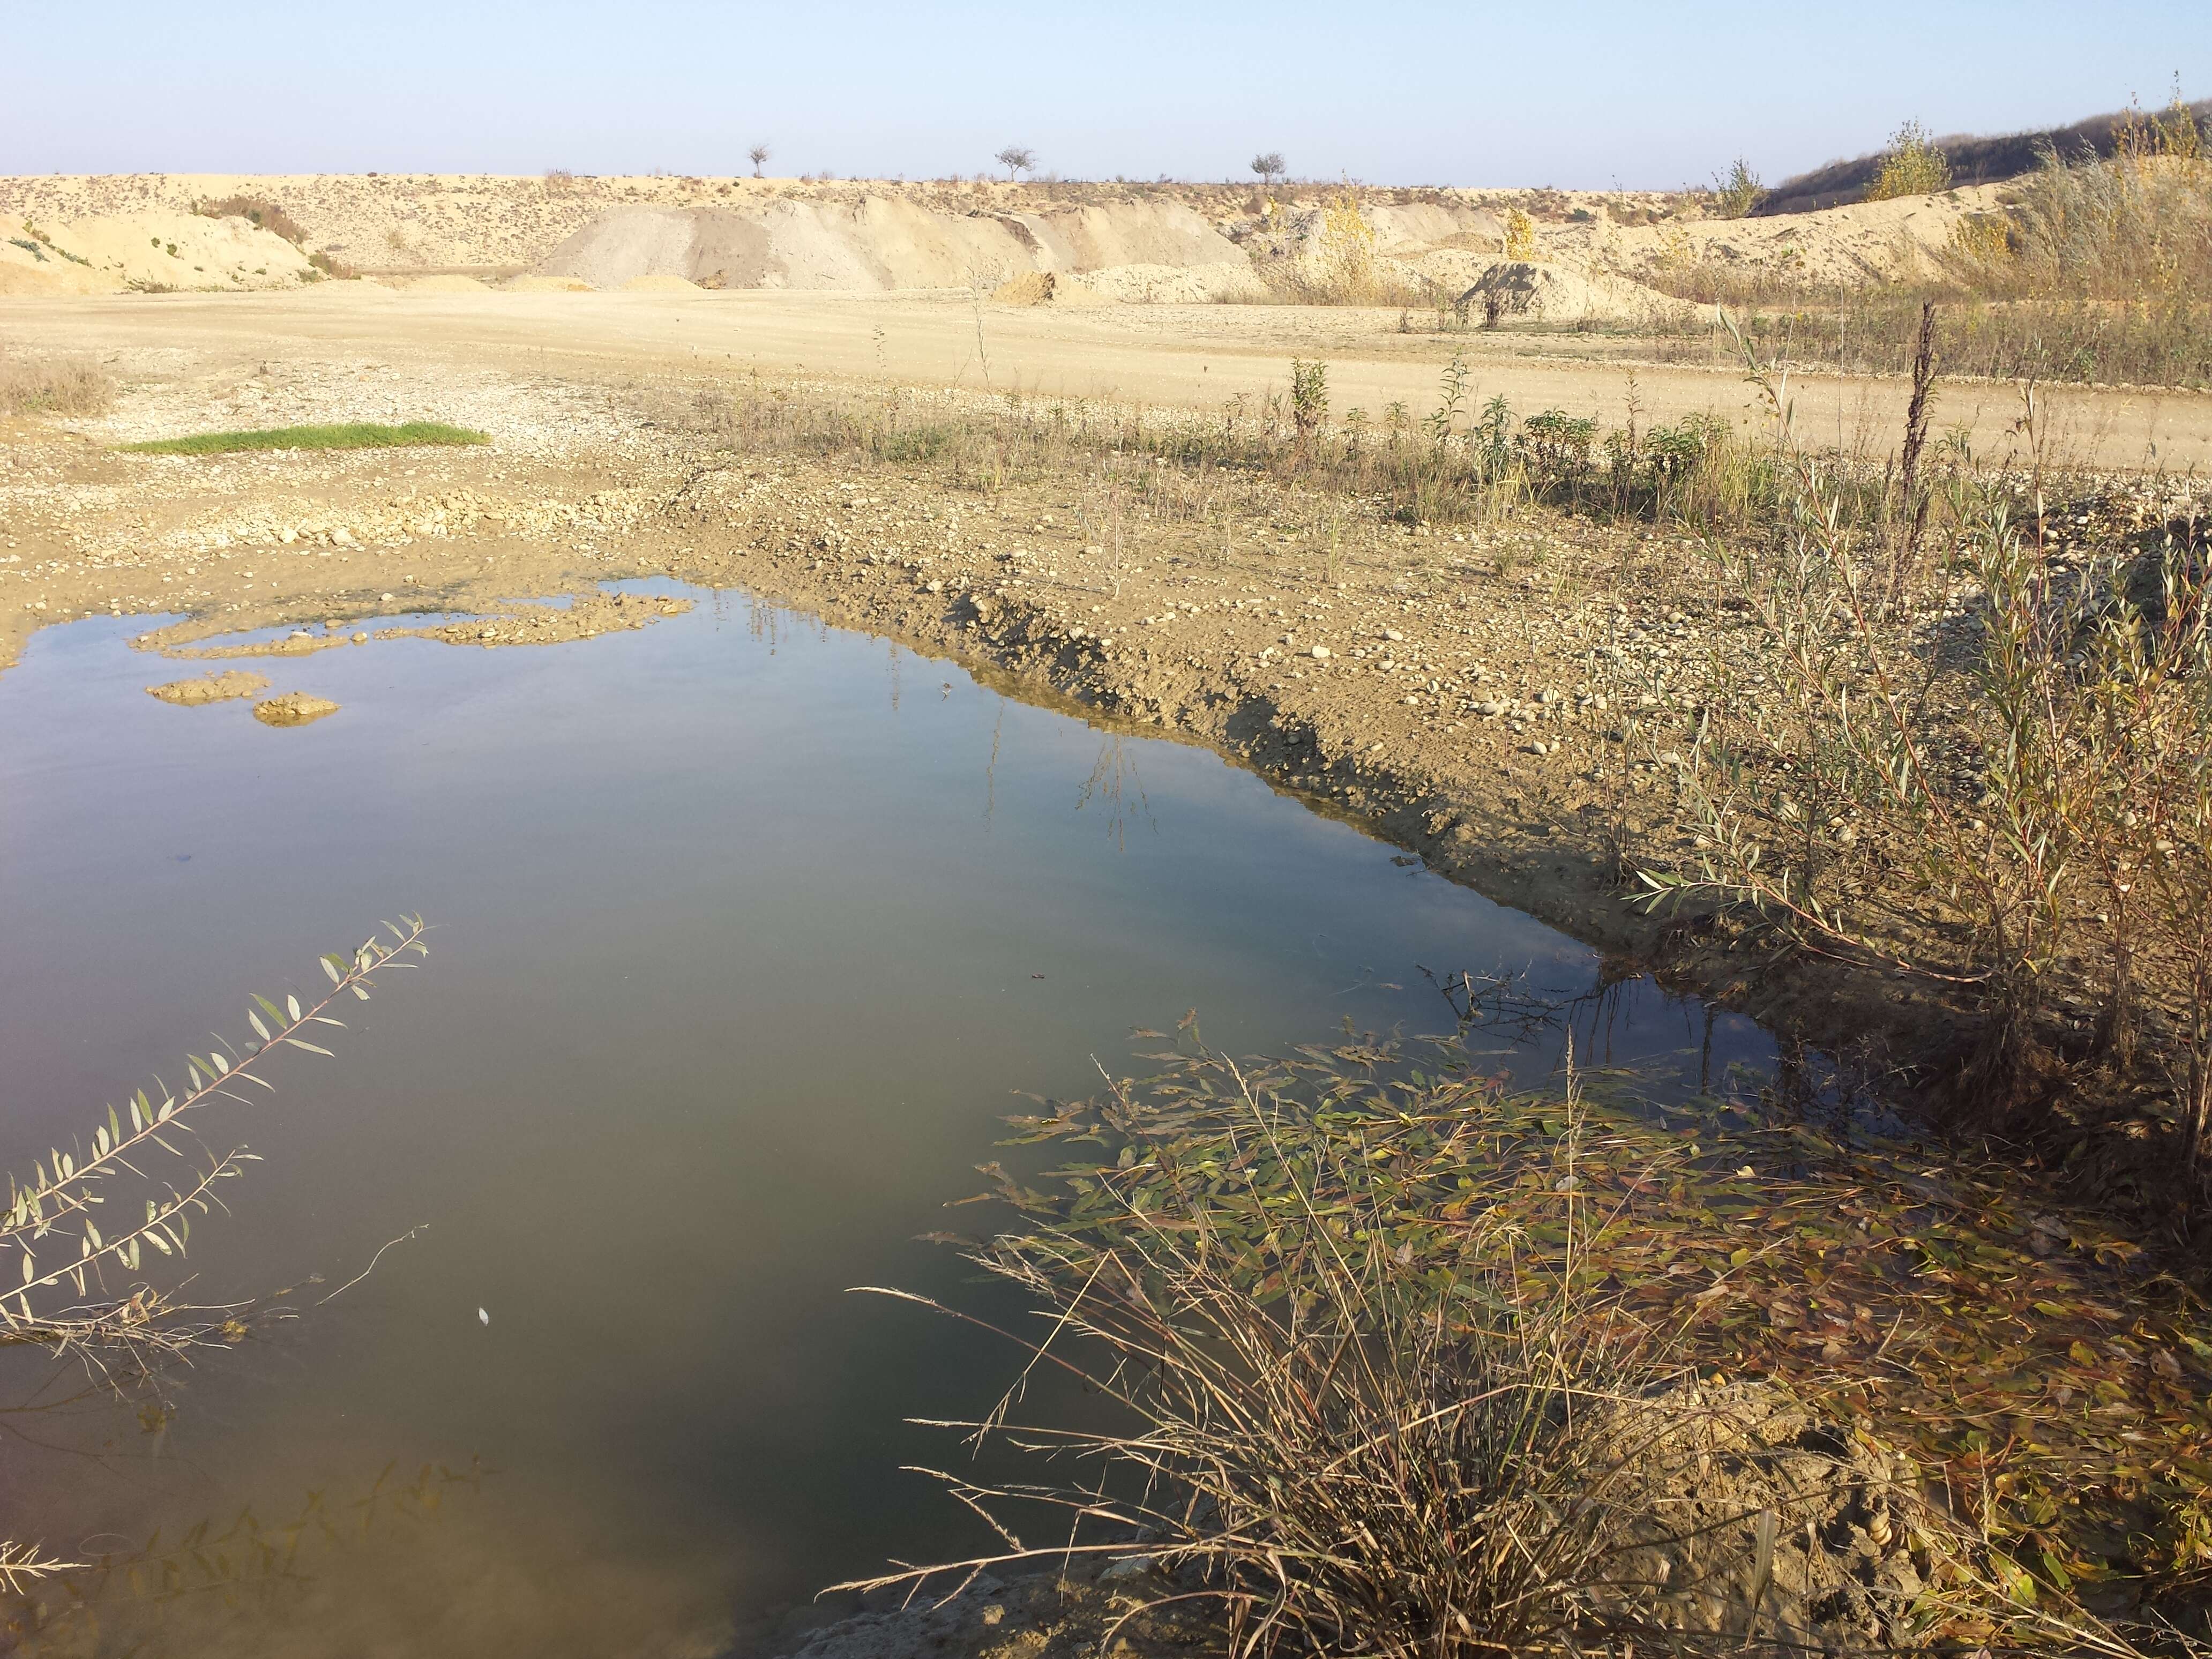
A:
[[2, 212, 313, 294], [619, 273, 699, 293], [990, 271, 1110, 308], [1558, 185, 2008, 288], [0, 173, 1654, 281], [1448, 258, 1699, 326], [991, 271, 1056, 305], [1242, 199, 1504, 266], [0, 220, 117, 295], [534, 197, 1249, 296]]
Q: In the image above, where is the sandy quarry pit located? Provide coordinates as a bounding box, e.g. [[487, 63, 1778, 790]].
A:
[[3, 285, 2209, 1076]]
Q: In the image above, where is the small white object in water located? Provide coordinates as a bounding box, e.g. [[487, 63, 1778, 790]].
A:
[[477, 1307, 490, 1326]]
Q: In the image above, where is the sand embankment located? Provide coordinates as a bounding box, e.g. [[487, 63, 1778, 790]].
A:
[[2, 211, 312, 294], [532, 196, 1255, 295], [0, 174, 2002, 317]]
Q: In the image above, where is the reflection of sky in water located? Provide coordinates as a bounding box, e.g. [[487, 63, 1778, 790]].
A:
[[0, 581, 1777, 1655]]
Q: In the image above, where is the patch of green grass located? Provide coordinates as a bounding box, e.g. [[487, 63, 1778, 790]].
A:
[[120, 421, 490, 457]]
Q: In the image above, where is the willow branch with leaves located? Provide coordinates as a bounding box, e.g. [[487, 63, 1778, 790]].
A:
[[0, 917, 430, 1596], [0, 917, 430, 1373]]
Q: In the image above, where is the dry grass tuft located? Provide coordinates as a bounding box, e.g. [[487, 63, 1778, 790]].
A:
[[0, 349, 114, 417]]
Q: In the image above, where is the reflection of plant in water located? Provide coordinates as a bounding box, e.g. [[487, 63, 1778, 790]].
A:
[[1419, 962, 1566, 1047], [1074, 734, 1156, 851], [3, 1456, 488, 1646], [0, 920, 430, 1591]]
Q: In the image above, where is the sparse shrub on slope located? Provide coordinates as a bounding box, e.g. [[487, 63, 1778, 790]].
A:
[[191, 194, 309, 247], [1710, 156, 1765, 218], [1866, 121, 1954, 200], [1503, 205, 1539, 259]]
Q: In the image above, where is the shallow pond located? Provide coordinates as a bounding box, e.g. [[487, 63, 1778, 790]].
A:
[[0, 584, 1774, 1655]]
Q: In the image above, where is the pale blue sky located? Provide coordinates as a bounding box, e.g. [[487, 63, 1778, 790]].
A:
[[5, 1, 2205, 188]]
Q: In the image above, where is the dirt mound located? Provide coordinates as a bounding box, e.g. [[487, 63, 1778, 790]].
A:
[[0, 220, 122, 295], [251, 691, 339, 727], [1559, 185, 2007, 288], [1453, 258, 1696, 325], [991, 271, 1056, 305], [0, 177, 2008, 315], [536, 197, 1251, 296], [1227, 199, 1505, 289], [6, 212, 316, 292], [147, 670, 269, 705], [620, 272, 699, 293]]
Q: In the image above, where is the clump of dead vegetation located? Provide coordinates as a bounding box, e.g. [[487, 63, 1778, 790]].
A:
[[859, 1036, 2212, 1653], [0, 347, 114, 417]]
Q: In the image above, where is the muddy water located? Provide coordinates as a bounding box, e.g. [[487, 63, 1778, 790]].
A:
[[0, 584, 1774, 1657]]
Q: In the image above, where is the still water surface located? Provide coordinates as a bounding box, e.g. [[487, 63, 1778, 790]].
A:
[[0, 585, 1774, 1655]]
